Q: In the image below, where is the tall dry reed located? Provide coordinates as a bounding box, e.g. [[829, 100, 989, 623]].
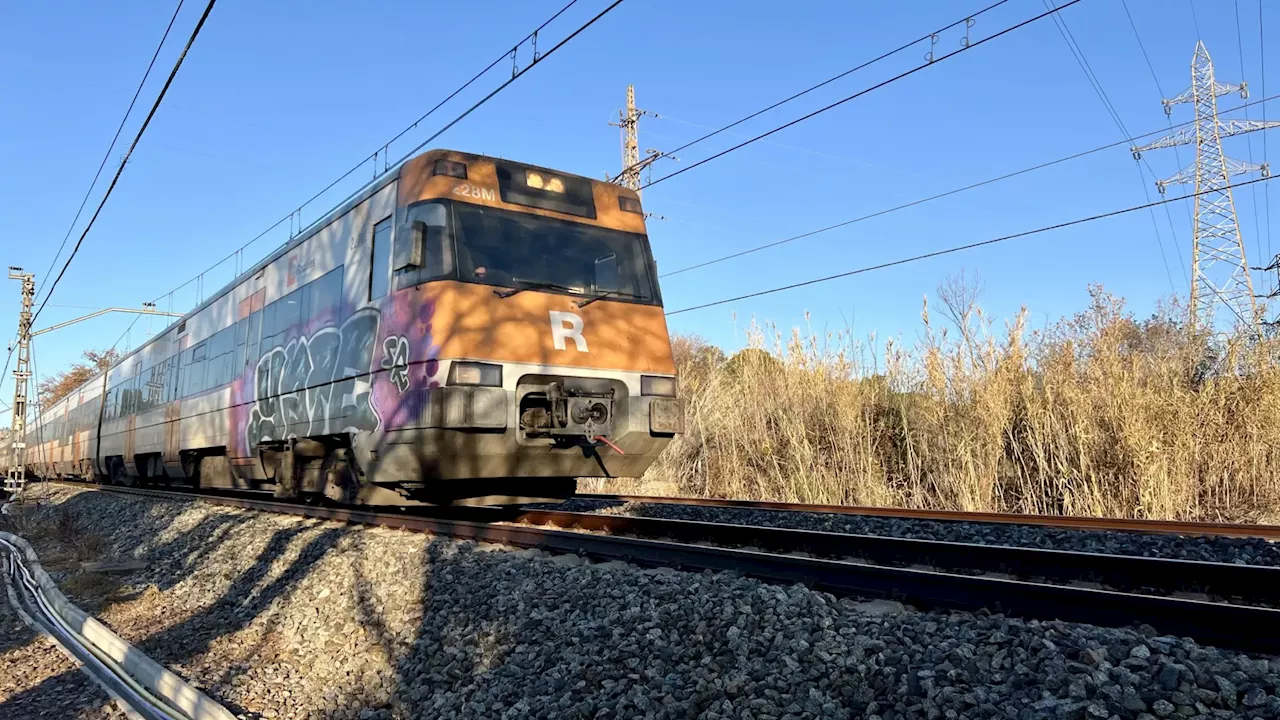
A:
[[643, 284, 1280, 522]]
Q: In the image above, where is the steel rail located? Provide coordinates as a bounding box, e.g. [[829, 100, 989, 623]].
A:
[[577, 493, 1280, 540], [70, 485, 1280, 655], [513, 509, 1280, 606]]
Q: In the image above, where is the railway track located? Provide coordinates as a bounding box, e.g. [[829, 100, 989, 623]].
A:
[[578, 492, 1280, 539], [42, 482, 1280, 655]]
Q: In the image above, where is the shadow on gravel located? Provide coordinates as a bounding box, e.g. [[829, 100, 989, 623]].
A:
[[0, 491, 353, 718], [381, 538, 519, 718]]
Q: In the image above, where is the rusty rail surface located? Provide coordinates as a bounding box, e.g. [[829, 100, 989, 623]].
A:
[[50, 483, 1280, 655], [578, 493, 1280, 539]]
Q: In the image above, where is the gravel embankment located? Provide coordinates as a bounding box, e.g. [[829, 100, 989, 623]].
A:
[[550, 499, 1280, 567], [8, 485, 1280, 720], [0, 579, 128, 719]]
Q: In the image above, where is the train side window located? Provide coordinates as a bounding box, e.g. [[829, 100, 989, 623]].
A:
[[152, 362, 165, 407], [297, 283, 313, 333], [209, 327, 235, 388], [233, 318, 247, 374], [184, 344, 207, 397], [143, 365, 156, 412], [277, 289, 303, 341], [177, 350, 192, 400], [309, 267, 343, 321], [137, 367, 150, 413], [165, 356, 178, 403], [131, 373, 142, 415], [246, 310, 262, 370], [394, 203, 453, 291], [370, 217, 392, 300]]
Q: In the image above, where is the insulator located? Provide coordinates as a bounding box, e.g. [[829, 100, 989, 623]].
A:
[[1241, 82, 1250, 99], [1132, 150, 1142, 161]]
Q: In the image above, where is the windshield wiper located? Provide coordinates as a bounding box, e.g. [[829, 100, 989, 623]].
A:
[[575, 289, 646, 308], [495, 279, 584, 299]]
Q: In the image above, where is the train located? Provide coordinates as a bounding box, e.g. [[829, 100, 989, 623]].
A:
[[0, 149, 683, 505]]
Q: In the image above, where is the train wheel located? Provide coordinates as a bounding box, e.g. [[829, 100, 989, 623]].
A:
[[321, 448, 358, 505], [110, 459, 133, 487]]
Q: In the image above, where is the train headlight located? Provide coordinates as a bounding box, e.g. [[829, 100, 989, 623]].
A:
[[448, 361, 503, 387], [432, 159, 468, 179], [525, 171, 565, 193], [641, 375, 678, 397]]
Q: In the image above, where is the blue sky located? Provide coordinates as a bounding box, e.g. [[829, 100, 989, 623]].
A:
[[1, 0, 1276, 407]]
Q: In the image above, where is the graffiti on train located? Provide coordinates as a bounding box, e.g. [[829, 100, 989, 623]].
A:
[[380, 335, 411, 394], [246, 309, 383, 446]]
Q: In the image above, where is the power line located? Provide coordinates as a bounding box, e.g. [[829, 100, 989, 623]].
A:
[[10, 0, 606, 416], [153, 0, 621, 312], [641, 0, 1083, 191], [31, 0, 218, 329], [1044, 0, 1130, 136], [1262, 0, 1274, 292], [665, 175, 1277, 316], [1044, 0, 1179, 293], [660, 93, 1280, 280], [1120, 0, 1163, 93], [1133, 161, 1178, 293], [1119, 0, 1194, 286], [1234, 0, 1268, 294], [35, 0, 187, 311], [614, 0, 1012, 181]]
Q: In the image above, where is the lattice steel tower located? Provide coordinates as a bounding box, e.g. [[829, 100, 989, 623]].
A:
[[1133, 41, 1279, 332], [5, 268, 34, 498], [609, 85, 663, 195]]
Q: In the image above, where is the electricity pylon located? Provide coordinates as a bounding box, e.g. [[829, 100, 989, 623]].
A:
[[1132, 41, 1280, 333], [6, 268, 33, 498], [608, 85, 665, 195]]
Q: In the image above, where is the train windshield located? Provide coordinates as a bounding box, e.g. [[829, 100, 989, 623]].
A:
[[451, 203, 659, 305]]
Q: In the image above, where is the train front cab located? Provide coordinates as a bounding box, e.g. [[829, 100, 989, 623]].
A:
[[356, 151, 683, 504]]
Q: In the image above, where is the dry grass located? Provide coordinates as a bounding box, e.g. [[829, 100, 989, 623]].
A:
[[644, 283, 1280, 523]]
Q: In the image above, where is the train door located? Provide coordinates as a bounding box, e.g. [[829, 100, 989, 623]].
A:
[[163, 330, 189, 478], [232, 272, 267, 482]]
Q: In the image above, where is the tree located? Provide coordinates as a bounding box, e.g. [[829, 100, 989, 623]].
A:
[[38, 348, 119, 406]]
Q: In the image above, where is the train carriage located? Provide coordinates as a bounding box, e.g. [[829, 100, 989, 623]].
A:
[[4, 150, 683, 505]]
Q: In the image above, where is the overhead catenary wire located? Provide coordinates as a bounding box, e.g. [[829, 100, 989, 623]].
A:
[[640, 0, 1083, 191], [153, 0, 623, 314], [22, 0, 615, 366], [35, 0, 187, 312], [660, 94, 1280, 280], [612, 0, 1013, 182], [665, 174, 1277, 317], [30, 0, 218, 330]]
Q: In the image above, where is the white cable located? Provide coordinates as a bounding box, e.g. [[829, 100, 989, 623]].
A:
[[0, 538, 188, 719]]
